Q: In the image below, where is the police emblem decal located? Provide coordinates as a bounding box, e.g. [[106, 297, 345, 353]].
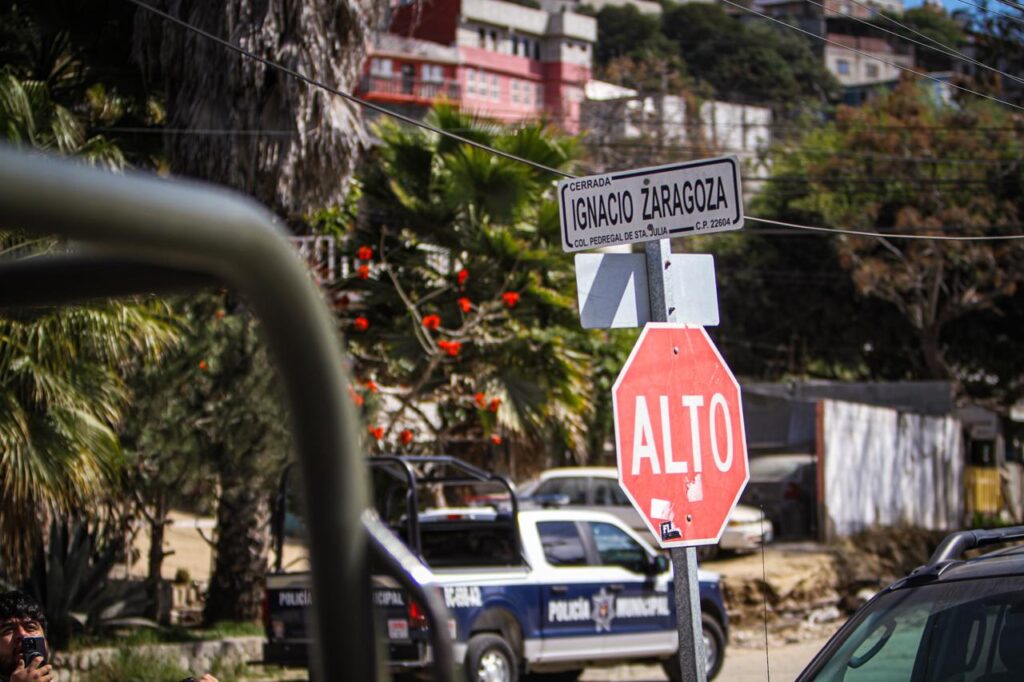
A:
[[592, 588, 615, 632]]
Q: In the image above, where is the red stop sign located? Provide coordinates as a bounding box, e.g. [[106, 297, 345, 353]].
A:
[[613, 324, 748, 548]]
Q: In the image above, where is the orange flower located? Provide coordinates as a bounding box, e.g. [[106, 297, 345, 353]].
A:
[[364, 379, 379, 393], [457, 268, 469, 287], [357, 264, 370, 280], [501, 291, 520, 308], [488, 397, 501, 413], [348, 385, 365, 407], [353, 316, 369, 332], [198, 359, 209, 371], [422, 314, 441, 330], [400, 429, 414, 445], [437, 340, 462, 357], [368, 425, 384, 440], [215, 310, 225, 320], [457, 297, 472, 313], [490, 434, 503, 446], [357, 246, 374, 261], [474, 392, 487, 408]]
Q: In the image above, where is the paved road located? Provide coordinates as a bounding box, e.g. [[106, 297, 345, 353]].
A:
[[579, 636, 831, 681]]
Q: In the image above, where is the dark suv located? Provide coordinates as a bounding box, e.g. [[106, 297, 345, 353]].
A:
[[798, 526, 1024, 681]]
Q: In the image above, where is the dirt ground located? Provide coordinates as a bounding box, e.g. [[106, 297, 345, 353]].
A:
[[123, 511, 308, 583]]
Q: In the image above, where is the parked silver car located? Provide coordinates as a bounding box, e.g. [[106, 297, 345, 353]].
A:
[[519, 467, 772, 558]]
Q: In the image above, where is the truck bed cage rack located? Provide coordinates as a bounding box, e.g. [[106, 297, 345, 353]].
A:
[[369, 455, 523, 564]]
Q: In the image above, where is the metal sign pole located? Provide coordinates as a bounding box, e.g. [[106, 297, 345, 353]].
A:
[[645, 238, 707, 682]]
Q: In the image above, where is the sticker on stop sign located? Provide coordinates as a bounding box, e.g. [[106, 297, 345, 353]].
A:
[[612, 324, 749, 548]]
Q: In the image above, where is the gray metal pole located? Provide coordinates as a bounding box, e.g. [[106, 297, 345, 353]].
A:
[[644, 238, 707, 682]]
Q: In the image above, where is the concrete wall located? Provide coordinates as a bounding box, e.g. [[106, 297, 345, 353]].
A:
[[54, 637, 263, 682]]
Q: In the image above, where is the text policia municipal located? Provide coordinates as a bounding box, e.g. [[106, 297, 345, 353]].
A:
[[566, 175, 731, 243]]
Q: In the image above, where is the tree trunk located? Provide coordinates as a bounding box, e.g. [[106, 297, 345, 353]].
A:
[[203, 469, 271, 623], [146, 494, 169, 622], [920, 324, 951, 380]]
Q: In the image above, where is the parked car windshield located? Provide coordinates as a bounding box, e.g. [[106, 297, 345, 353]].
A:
[[806, 576, 1024, 681]]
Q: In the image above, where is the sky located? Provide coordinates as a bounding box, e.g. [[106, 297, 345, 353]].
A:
[[903, 0, 987, 14]]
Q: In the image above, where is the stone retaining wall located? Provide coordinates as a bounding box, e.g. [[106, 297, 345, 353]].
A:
[[53, 636, 263, 681]]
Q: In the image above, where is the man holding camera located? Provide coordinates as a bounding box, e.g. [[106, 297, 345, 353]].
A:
[[0, 590, 219, 682]]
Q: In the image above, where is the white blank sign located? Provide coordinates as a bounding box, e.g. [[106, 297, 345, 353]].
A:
[[575, 253, 719, 329]]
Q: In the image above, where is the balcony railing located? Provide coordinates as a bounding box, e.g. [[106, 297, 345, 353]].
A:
[[360, 75, 461, 101]]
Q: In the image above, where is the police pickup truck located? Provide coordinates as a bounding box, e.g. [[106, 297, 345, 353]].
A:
[[263, 457, 729, 681]]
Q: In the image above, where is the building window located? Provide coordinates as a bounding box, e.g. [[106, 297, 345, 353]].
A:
[[512, 36, 519, 56], [489, 30, 497, 50], [467, 69, 476, 94], [536, 83, 544, 106], [511, 80, 520, 103], [866, 62, 879, 78], [478, 28, 485, 48], [370, 58, 392, 77], [837, 59, 850, 75], [491, 74, 500, 100], [534, 42, 541, 60], [422, 64, 443, 82]]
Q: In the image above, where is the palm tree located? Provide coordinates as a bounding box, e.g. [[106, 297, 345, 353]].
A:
[[342, 105, 594, 474], [132, 0, 382, 621], [0, 67, 181, 579], [134, 0, 382, 218]]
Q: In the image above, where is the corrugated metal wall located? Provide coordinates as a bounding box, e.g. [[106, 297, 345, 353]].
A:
[[822, 399, 964, 539]]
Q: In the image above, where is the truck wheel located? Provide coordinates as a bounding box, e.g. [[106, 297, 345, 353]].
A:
[[661, 613, 726, 681], [465, 633, 518, 682]]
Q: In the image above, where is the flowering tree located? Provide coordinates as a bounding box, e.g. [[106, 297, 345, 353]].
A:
[[332, 105, 593, 472]]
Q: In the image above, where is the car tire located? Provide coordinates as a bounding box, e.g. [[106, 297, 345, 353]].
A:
[[661, 613, 726, 681], [465, 633, 518, 682]]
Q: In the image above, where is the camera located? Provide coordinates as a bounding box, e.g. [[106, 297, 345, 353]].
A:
[[21, 636, 46, 665]]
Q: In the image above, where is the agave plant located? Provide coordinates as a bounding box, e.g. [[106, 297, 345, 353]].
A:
[[21, 520, 151, 650]]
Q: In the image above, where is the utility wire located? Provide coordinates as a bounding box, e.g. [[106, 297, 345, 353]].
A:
[[717, 0, 1024, 112], [97, 126, 299, 136], [746, 216, 1024, 240], [588, 140, 1020, 165], [955, 0, 1024, 26], [805, 0, 1024, 87], [997, 0, 1024, 12], [123, 0, 573, 179], [127, 0, 1024, 243]]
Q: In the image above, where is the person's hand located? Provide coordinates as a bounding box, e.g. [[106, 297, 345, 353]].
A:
[[10, 656, 54, 681]]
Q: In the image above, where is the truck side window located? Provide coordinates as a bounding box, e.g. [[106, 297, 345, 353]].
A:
[[590, 522, 647, 573], [538, 521, 587, 566], [534, 478, 588, 504], [593, 479, 630, 506]]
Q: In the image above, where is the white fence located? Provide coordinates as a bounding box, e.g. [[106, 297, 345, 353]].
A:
[[822, 399, 964, 538]]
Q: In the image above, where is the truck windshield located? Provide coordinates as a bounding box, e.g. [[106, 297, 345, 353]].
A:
[[808, 576, 1024, 681]]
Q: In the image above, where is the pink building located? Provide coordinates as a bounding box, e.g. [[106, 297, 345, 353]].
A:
[[357, 0, 596, 133]]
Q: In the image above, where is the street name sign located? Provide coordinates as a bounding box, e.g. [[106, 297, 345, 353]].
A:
[[574, 253, 719, 329], [558, 156, 744, 253], [613, 324, 749, 548]]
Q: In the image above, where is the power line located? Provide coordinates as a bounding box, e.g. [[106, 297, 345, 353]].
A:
[[809, 0, 1024, 88], [97, 126, 299, 136], [718, 0, 1024, 112], [123, 0, 573, 180], [955, 0, 1024, 26], [841, 0, 1022, 86], [127, 0, 1024, 244], [585, 139, 1020, 165], [746, 216, 1024, 240]]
